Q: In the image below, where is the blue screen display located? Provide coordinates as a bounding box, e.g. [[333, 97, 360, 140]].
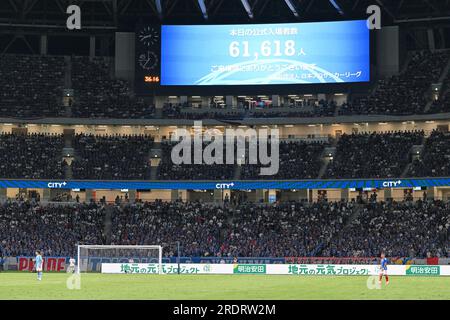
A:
[[161, 20, 370, 86]]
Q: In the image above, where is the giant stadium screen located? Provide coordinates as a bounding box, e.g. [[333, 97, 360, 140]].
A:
[[136, 20, 370, 91]]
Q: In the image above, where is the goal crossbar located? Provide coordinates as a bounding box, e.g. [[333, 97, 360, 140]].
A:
[[77, 245, 163, 274]]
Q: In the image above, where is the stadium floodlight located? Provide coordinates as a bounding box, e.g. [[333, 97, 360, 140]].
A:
[[240, 0, 254, 19], [197, 0, 208, 19], [284, 0, 299, 18], [328, 0, 344, 15], [77, 245, 163, 274]]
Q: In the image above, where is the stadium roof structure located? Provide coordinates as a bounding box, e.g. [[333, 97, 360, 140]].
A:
[[0, 0, 450, 30]]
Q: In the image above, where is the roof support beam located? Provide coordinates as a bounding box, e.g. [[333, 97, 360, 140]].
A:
[[375, 0, 396, 20], [155, 0, 163, 18], [197, 0, 208, 19], [240, 0, 254, 19], [284, 0, 299, 18], [423, 0, 439, 14], [210, 0, 225, 17], [328, 0, 344, 15], [305, 0, 316, 14], [352, 0, 361, 11], [7, 0, 19, 12]]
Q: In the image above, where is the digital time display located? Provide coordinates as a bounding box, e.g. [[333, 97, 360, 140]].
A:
[[144, 75, 160, 83]]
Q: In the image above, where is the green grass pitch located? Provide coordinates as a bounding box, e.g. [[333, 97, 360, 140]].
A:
[[0, 272, 449, 300]]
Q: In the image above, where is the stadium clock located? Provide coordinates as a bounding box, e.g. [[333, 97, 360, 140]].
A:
[[138, 26, 160, 47], [138, 51, 158, 71]]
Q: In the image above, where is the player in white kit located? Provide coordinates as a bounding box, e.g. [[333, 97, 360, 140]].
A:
[[67, 257, 76, 273]]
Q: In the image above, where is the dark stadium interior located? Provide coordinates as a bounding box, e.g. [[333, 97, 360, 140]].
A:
[[0, 0, 449, 272]]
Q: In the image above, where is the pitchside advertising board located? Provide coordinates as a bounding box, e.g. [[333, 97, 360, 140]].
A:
[[6, 257, 449, 276], [2, 178, 450, 190], [101, 263, 450, 276], [12, 257, 69, 272]]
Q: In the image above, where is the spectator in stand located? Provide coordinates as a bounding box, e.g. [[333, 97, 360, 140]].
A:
[[428, 70, 450, 114], [71, 134, 154, 180], [2, 51, 450, 119], [0, 133, 65, 179], [157, 141, 235, 180], [408, 130, 450, 177], [327, 200, 449, 258], [0, 200, 105, 257], [241, 141, 325, 180], [340, 50, 450, 115], [0, 55, 65, 118], [71, 56, 155, 119], [0, 131, 446, 182], [0, 199, 447, 259], [325, 131, 424, 179]]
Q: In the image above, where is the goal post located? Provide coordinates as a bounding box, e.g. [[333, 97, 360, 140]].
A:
[[77, 245, 163, 274]]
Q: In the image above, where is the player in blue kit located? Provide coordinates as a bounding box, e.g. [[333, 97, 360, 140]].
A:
[[379, 252, 389, 286], [35, 250, 43, 281]]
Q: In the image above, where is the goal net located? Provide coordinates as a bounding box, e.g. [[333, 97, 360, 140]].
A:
[[77, 245, 163, 274]]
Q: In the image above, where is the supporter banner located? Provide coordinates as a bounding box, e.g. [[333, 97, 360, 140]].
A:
[[426, 257, 439, 265], [285, 257, 414, 265], [101, 263, 450, 276], [181, 257, 286, 264], [1, 178, 450, 190]]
